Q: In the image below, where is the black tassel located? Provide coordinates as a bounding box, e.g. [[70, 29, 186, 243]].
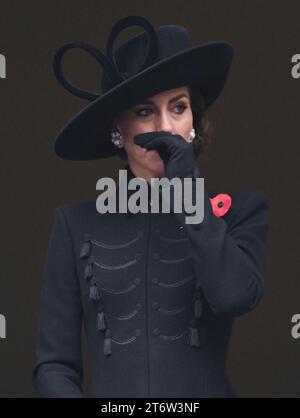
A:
[[103, 329, 112, 356], [89, 284, 100, 301], [194, 298, 203, 319], [187, 319, 201, 347], [84, 256, 94, 281], [80, 235, 92, 259], [97, 311, 107, 331]]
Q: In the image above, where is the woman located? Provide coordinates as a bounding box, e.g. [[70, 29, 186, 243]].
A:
[[32, 15, 270, 398]]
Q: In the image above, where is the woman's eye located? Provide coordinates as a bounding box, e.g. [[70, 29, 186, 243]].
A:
[[135, 108, 152, 117], [174, 103, 187, 113], [134, 103, 187, 117]]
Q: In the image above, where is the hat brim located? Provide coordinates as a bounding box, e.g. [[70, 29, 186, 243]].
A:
[[54, 41, 233, 160]]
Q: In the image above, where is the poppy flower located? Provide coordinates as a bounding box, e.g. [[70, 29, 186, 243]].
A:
[[210, 193, 232, 217]]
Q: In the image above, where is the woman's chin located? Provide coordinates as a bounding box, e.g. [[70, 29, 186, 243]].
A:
[[145, 150, 164, 173], [147, 149, 161, 161]]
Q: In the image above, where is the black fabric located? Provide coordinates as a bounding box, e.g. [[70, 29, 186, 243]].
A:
[[133, 131, 195, 179], [32, 165, 270, 397]]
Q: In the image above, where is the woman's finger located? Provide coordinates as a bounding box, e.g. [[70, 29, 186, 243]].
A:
[[139, 138, 171, 152], [134, 131, 173, 146]]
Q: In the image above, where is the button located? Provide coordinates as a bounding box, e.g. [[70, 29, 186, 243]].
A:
[[152, 252, 160, 260], [151, 277, 158, 284], [134, 277, 141, 285], [217, 201, 224, 208], [152, 302, 159, 310], [136, 302, 142, 311], [137, 230, 144, 238], [134, 329, 141, 337], [153, 328, 160, 336], [135, 252, 142, 260]]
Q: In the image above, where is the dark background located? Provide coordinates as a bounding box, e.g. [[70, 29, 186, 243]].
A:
[[0, 0, 299, 397]]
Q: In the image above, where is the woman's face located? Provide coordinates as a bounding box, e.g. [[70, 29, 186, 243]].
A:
[[113, 85, 193, 179]]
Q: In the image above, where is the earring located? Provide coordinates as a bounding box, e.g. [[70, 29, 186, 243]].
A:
[[110, 129, 124, 148], [187, 127, 195, 143]]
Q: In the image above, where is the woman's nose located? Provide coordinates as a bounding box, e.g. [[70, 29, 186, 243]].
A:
[[155, 111, 173, 134]]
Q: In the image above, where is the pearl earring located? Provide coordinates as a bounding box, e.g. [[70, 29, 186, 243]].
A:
[[187, 127, 195, 143], [110, 129, 124, 148]]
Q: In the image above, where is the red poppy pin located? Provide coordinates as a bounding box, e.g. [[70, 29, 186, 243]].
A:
[[210, 193, 232, 217]]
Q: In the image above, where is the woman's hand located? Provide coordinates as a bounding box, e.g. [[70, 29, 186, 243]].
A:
[[134, 131, 195, 180]]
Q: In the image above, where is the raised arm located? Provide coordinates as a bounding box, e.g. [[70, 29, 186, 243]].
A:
[[173, 184, 270, 317], [133, 131, 271, 318]]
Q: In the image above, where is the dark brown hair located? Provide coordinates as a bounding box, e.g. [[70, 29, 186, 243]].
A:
[[188, 84, 213, 160], [111, 84, 213, 161]]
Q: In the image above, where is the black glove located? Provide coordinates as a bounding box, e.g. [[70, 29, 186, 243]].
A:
[[134, 131, 196, 180]]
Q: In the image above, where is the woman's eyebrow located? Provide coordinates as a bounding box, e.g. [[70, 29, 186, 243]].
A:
[[137, 94, 188, 105]]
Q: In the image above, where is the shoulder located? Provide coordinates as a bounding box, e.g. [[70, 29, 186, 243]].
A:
[[208, 189, 270, 227], [52, 200, 100, 231], [55, 200, 96, 217]]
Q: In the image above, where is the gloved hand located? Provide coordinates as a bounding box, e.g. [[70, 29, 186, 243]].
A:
[[133, 131, 196, 180]]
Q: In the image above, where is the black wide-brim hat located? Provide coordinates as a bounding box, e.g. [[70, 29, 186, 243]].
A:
[[53, 15, 234, 160]]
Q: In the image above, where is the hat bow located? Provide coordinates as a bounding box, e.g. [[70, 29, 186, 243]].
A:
[[53, 15, 159, 101]]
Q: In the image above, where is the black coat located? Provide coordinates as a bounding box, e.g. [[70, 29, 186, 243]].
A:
[[32, 164, 270, 398]]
